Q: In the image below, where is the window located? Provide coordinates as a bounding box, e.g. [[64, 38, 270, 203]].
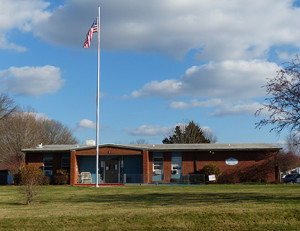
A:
[[43, 154, 53, 176], [153, 154, 163, 175], [43, 154, 53, 169], [61, 153, 70, 172], [171, 153, 182, 175]]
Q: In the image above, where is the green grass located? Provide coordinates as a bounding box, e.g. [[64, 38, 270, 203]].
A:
[[0, 184, 299, 230]]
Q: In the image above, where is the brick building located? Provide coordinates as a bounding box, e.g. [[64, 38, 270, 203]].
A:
[[23, 143, 281, 184], [0, 162, 14, 185]]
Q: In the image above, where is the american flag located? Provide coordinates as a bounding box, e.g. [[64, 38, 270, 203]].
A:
[[83, 19, 98, 48]]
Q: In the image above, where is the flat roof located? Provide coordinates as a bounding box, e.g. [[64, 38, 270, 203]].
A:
[[130, 143, 281, 151], [22, 143, 281, 152]]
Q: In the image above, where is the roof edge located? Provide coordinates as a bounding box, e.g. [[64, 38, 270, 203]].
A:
[[22, 143, 281, 153]]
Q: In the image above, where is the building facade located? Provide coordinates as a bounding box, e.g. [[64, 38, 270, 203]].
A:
[[0, 163, 13, 185], [23, 143, 281, 184]]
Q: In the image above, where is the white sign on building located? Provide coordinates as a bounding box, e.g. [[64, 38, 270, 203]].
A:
[[225, 157, 238, 166]]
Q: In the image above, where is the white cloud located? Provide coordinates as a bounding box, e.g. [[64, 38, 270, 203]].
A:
[[76, 119, 107, 131], [131, 60, 280, 117], [131, 80, 182, 98], [127, 125, 173, 136], [31, 0, 300, 59], [169, 98, 270, 117], [275, 140, 289, 152], [131, 60, 280, 100], [0, 0, 50, 51], [201, 126, 213, 134], [76, 119, 96, 130], [169, 98, 222, 109], [126, 122, 214, 137], [1, 0, 300, 59], [14, 111, 50, 120], [30, 112, 49, 120], [210, 102, 263, 117], [276, 50, 299, 61], [0, 65, 65, 97]]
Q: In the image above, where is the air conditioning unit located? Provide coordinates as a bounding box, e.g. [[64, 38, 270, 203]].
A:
[[171, 169, 178, 175], [154, 170, 162, 175]]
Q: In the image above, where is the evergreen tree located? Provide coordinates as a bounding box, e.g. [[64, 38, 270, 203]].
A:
[[162, 121, 213, 144]]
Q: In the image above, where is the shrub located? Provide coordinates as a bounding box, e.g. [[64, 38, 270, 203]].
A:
[[252, 178, 260, 183], [13, 172, 21, 185], [202, 164, 221, 183], [53, 169, 69, 185], [218, 173, 240, 184], [42, 175, 50, 185], [261, 179, 267, 184], [170, 178, 180, 183], [20, 165, 44, 205]]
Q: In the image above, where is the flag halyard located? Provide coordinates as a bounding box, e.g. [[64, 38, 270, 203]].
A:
[[83, 19, 98, 48]]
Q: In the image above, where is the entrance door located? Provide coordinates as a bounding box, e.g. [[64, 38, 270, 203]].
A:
[[105, 160, 119, 183]]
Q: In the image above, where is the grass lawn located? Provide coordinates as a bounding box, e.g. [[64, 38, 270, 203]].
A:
[[0, 184, 299, 230]]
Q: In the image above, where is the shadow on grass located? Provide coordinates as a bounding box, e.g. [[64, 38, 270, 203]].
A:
[[1, 186, 299, 206], [36, 192, 300, 207]]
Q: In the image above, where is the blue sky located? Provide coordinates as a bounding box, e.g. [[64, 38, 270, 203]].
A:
[[1, 0, 300, 145]]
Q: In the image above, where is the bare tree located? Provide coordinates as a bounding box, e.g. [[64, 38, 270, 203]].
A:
[[0, 93, 17, 121], [39, 119, 78, 144], [202, 128, 217, 143], [130, 139, 149, 145], [286, 133, 300, 156], [276, 151, 300, 172], [0, 110, 78, 174], [0, 111, 40, 171], [256, 56, 300, 136]]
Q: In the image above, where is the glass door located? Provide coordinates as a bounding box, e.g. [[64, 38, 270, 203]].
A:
[[153, 154, 163, 181], [105, 160, 119, 183]]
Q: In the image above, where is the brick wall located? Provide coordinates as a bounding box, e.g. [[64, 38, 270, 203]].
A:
[[163, 152, 172, 182], [147, 150, 277, 183], [182, 152, 195, 174], [186, 150, 276, 182], [148, 152, 153, 182], [25, 147, 278, 184], [70, 151, 78, 185], [142, 150, 150, 183], [26, 153, 43, 168], [53, 153, 62, 174]]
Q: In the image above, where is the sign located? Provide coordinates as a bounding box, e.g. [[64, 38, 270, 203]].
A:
[[208, 175, 216, 181], [226, 157, 238, 166]]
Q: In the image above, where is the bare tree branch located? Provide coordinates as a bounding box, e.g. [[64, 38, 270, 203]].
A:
[[256, 56, 300, 136], [0, 93, 17, 121], [0, 109, 78, 172]]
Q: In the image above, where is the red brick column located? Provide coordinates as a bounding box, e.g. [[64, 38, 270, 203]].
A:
[[143, 150, 149, 183], [163, 152, 172, 183], [182, 152, 194, 174], [70, 151, 78, 185]]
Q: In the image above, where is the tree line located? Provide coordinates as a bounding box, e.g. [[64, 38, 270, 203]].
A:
[[0, 94, 77, 173]]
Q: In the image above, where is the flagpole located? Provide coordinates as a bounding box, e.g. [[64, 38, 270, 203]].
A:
[[95, 5, 100, 188]]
